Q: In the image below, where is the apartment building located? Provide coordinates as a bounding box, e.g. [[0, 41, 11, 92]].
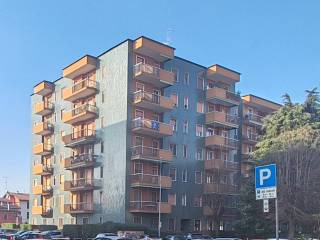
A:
[[30, 36, 280, 232], [0, 197, 21, 224]]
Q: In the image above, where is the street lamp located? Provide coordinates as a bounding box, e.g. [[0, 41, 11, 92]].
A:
[[158, 161, 162, 239]]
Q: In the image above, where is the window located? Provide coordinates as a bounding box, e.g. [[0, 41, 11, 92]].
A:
[[221, 175, 228, 184], [184, 96, 189, 110], [183, 145, 187, 158], [197, 75, 205, 90], [171, 92, 178, 107], [194, 196, 202, 207], [133, 216, 142, 224], [168, 194, 176, 206], [100, 167, 104, 178], [194, 220, 201, 232], [59, 174, 64, 184], [170, 143, 177, 156], [58, 218, 64, 229], [182, 193, 187, 206], [168, 218, 175, 231], [101, 141, 104, 153], [183, 121, 188, 133], [99, 191, 103, 204], [82, 218, 89, 224], [134, 162, 143, 174], [182, 169, 188, 182], [184, 72, 190, 85], [196, 148, 203, 161], [170, 119, 177, 132], [195, 171, 202, 184], [60, 88, 65, 99], [171, 68, 179, 82], [197, 101, 204, 113], [60, 109, 64, 120], [196, 124, 204, 137], [248, 145, 254, 153], [102, 91, 105, 103], [101, 117, 105, 128], [99, 217, 103, 224], [136, 55, 145, 64], [53, 176, 56, 186], [169, 168, 177, 181]]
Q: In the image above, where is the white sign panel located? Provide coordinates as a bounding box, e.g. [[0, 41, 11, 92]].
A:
[[263, 199, 269, 213]]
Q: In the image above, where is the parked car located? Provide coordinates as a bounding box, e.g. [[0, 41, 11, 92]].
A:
[[214, 238, 242, 240], [186, 234, 203, 240], [202, 236, 214, 240], [41, 231, 63, 239], [164, 235, 186, 240], [95, 233, 119, 240], [0, 234, 13, 240], [19, 232, 50, 240]]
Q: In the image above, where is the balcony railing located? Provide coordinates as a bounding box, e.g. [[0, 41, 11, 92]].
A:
[[33, 122, 54, 135], [243, 133, 260, 142], [131, 118, 173, 137], [206, 111, 239, 128], [62, 104, 98, 125], [64, 153, 98, 169], [244, 113, 264, 125], [33, 143, 53, 155], [204, 183, 238, 195], [130, 201, 171, 214], [131, 173, 172, 189], [64, 178, 101, 191], [33, 101, 54, 116], [62, 129, 96, 147], [133, 63, 174, 87], [205, 159, 239, 171], [131, 145, 172, 163], [205, 133, 238, 149], [64, 202, 93, 214], [63, 79, 99, 102], [206, 87, 240, 106], [32, 164, 53, 175], [133, 90, 173, 112]]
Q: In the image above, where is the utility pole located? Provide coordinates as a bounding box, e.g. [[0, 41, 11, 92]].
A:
[[158, 162, 162, 239], [275, 198, 279, 240]]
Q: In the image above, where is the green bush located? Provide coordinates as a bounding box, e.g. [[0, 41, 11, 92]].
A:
[[63, 224, 83, 239], [32, 225, 57, 231], [1, 223, 19, 229], [20, 224, 32, 230]]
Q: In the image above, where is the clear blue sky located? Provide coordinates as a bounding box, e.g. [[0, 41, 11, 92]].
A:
[[0, 0, 319, 194]]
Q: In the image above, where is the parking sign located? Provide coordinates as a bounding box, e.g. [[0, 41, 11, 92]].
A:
[[255, 164, 277, 200]]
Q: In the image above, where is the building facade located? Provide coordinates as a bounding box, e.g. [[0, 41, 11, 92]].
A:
[[0, 197, 21, 225], [3, 192, 30, 223], [30, 36, 280, 232]]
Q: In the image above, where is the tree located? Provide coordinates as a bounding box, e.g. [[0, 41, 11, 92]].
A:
[[239, 89, 320, 239]]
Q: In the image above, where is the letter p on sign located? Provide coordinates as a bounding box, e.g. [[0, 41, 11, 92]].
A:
[[260, 168, 272, 186]]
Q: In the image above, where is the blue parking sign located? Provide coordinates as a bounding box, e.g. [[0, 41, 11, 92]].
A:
[[255, 164, 277, 199]]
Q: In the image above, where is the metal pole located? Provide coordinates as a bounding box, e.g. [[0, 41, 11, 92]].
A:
[[275, 198, 279, 240], [158, 162, 162, 239]]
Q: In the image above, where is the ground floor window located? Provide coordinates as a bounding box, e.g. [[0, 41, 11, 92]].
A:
[[133, 216, 142, 224], [194, 219, 201, 232], [151, 218, 158, 229], [82, 217, 89, 224], [168, 218, 175, 232]]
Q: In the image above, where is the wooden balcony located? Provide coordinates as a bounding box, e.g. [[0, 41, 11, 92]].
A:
[[205, 159, 239, 172], [130, 201, 171, 214], [205, 111, 239, 129], [63, 179, 101, 192], [33, 143, 53, 156], [206, 87, 240, 106], [131, 146, 172, 163], [131, 174, 172, 189], [33, 81, 54, 96], [133, 63, 174, 88], [242, 132, 260, 143], [62, 104, 98, 125], [62, 79, 99, 102], [133, 90, 174, 113], [134, 37, 174, 62], [243, 113, 264, 126], [33, 122, 54, 135], [62, 129, 97, 147], [31, 206, 53, 217], [203, 183, 238, 195], [131, 118, 173, 138], [207, 64, 240, 84], [32, 164, 53, 176], [32, 185, 53, 196], [205, 135, 238, 150], [63, 55, 97, 79], [64, 154, 99, 170], [33, 101, 54, 116]]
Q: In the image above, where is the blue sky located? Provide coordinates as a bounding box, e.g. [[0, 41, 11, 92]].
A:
[[0, 0, 319, 194]]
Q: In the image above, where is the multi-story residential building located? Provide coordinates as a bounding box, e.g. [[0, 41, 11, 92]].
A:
[[3, 192, 30, 223], [30, 36, 280, 233], [240, 94, 281, 178]]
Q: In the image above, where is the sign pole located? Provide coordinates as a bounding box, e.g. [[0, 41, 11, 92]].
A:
[[275, 198, 279, 240]]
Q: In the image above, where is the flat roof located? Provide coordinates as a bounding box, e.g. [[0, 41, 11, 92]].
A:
[[242, 94, 282, 107]]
